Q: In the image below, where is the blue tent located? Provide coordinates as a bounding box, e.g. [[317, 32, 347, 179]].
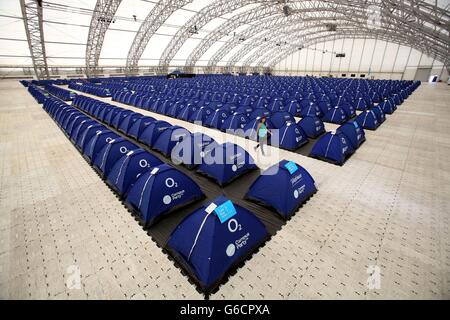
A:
[[309, 131, 354, 165], [221, 112, 248, 132], [104, 107, 124, 126], [106, 148, 163, 196], [166, 101, 185, 118], [111, 109, 133, 129], [355, 97, 369, 111], [322, 106, 348, 124], [118, 112, 143, 134], [371, 105, 386, 124], [299, 103, 322, 118], [284, 100, 301, 116], [336, 121, 366, 149], [246, 160, 317, 218], [355, 110, 379, 130], [249, 108, 271, 119], [338, 102, 356, 118], [167, 195, 268, 291], [197, 143, 257, 186], [70, 119, 97, 144], [270, 111, 295, 129], [83, 129, 119, 162], [127, 116, 156, 140], [297, 116, 325, 138], [62, 111, 82, 131], [276, 122, 308, 150], [139, 120, 172, 146], [171, 132, 218, 169], [379, 100, 395, 114], [153, 126, 191, 156], [66, 114, 89, 137], [93, 137, 138, 177], [189, 106, 213, 123], [125, 164, 204, 226], [75, 123, 105, 151], [177, 104, 199, 121], [204, 108, 230, 129], [243, 117, 274, 141]]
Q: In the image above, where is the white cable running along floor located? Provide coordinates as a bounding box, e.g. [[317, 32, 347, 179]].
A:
[[0, 80, 449, 299]]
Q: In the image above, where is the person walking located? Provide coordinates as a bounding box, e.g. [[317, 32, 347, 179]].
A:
[[254, 116, 271, 155]]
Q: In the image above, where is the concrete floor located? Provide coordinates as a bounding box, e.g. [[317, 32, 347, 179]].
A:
[[0, 80, 449, 299]]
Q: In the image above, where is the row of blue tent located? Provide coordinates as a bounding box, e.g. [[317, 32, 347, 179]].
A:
[[72, 94, 259, 186], [70, 93, 318, 218], [69, 81, 115, 98], [27, 84, 49, 104], [44, 84, 76, 101], [31, 87, 318, 293]]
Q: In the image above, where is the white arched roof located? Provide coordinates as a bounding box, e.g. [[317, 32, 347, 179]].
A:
[[1, 0, 448, 78]]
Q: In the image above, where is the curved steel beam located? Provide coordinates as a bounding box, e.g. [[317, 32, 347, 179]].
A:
[[158, 0, 268, 71], [232, 3, 448, 68], [184, 4, 278, 69], [202, 0, 449, 69], [20, 0, 49, 80], [125, 0, 193, 74], [85, 0, 122, 77]]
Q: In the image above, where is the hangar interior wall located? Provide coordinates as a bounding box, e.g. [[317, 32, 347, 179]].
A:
[[273, 38, 448, 81]]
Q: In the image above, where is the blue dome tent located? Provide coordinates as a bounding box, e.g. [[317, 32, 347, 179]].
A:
[[276, 122, 308, 150], [355, 110, 379, 130], [75, 123, 105, 151], [166, 101, 185, 118], [309, 131, 354, 165], [111, 109, 133, 130], [322, 106, 348, 124], [246, 160, 317, 218], [371, 105, 386, 124], [297, 116, 325, 138], [92, 137, 138, 177], [177, 104, 199, 121], [284, 100, 301, 116], [204, 108, 230, 129], [270, 111, 295, 129], [249, 108, 271, 119], [189, 106, 213, 123], [125, 164, 204, 226], [106, 148, 163, 197], [153, 126, 191, 156], [66, 114, 89, 137], [299, 102, 322, 118], [167, 195, 268, 292], [197, 143, 257, 186], [127, 116, 156, 140], [118, 112, 143, 134], [139, 120, 172, 146], [171, 133, 218, 169], [336, 121, 366, 149], [83, 129, 120, 162], [70, 119, 97, 144], [221, 112, 248, 132]]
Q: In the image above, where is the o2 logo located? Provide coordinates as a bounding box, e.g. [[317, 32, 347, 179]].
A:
[[227, 218, 242, 233], [138, 159, 151, 168], [165, 177, 178, 188], [119, 146, 128, 154]]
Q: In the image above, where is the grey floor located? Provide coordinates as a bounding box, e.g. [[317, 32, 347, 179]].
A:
[[0, 80, 449, 299]]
